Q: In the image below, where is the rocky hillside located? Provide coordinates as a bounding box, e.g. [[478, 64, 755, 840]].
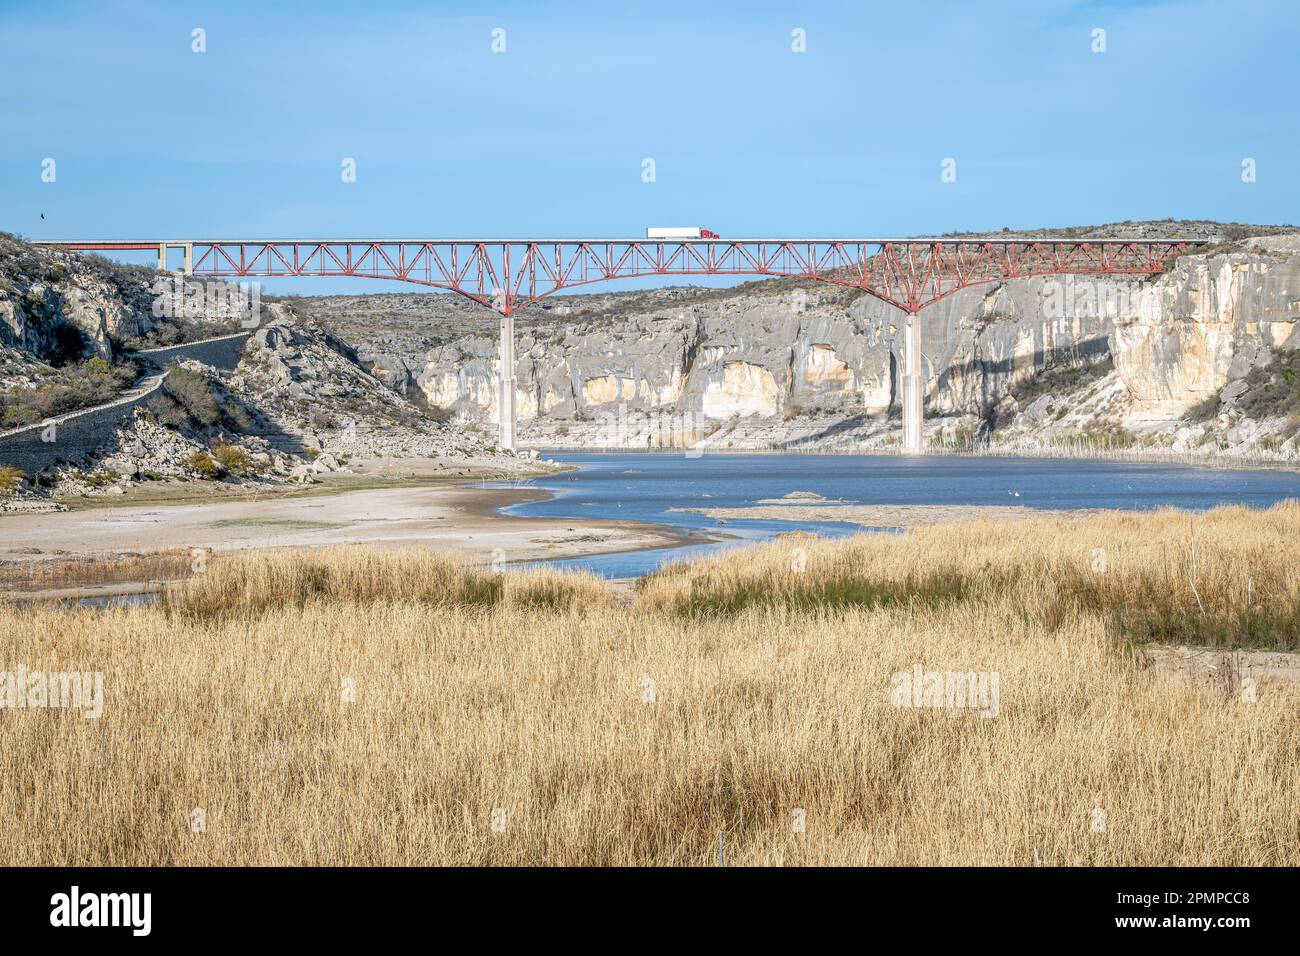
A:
[[0, 235, 542, 507], [293, 221, 1300, 460], [0, 233, 251, 359], [1, 232, 247, 430]]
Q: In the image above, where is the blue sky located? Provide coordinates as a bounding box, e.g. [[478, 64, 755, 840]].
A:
[[1, 0, 1296, 293]]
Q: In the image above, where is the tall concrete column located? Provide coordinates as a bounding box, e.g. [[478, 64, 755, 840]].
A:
[[157, 243, 168, 271], [183, 243, 193, 275], [497, 310, 516, 452], [902, 310, 924, 454]]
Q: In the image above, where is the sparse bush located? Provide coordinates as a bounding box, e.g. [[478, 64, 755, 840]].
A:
[[211, 443, 252, 477], [186, 450, 220, 479], [1187, 391, 1223, 423], [147, 393, 192, 430], [163, 366, 221, 427], [149, 364, 254, 434], [222, 402, 252, 432], [934, 425, 976, 450], [1072, 425, 1138, 449], [1009, 357, 1113, 409], [0, 403, 43, 429], [0, 466, 26, 496], [81, 252, 155, 288], [1237, 349, 1300, 429], [0, 356, 138, 428]]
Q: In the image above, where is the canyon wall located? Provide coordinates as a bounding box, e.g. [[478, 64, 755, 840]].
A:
[[405, 239, 1300, 454]]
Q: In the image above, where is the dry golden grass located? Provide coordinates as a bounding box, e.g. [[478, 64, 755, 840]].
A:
[[165, 546, 616, 618], [639, 502, 1300, 650], [0, 512, 1295, 867], [0, 549, 196, 593]]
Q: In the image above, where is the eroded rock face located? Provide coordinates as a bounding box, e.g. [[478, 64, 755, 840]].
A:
[[0, 281, 117, 360], [0, 236, 246, 362], [404, 242, 1300, 456], [1112, 254, 1300, 426], [701, 361, 781, 419]]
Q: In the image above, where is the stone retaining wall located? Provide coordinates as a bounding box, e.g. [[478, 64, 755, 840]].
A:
[[134, 331, 251, 372], [0, 332, 251, 476]]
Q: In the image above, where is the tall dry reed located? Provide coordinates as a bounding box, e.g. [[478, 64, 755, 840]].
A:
[[638, 502, 1300, 649], [0, 511, 1293, 865]]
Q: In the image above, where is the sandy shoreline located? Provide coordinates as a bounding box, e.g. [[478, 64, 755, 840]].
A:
[[0, 485, 1119, 595], [0, 480, 692, 590]]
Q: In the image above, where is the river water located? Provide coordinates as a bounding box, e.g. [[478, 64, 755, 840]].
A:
[[488, 452, 1300, 578]]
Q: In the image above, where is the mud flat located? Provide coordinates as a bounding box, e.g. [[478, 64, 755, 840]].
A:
[[1141, 645, 1300, 693]]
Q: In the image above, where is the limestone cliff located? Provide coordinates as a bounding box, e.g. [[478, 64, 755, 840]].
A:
[[334, 230, 1295, 459]]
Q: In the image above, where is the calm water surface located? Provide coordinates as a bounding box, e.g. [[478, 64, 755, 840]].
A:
[[486, 452, 1300, 578]]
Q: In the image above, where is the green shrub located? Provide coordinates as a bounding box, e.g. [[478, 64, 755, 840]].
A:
[[187, 450, 220, 479], [153, 366, 252, 433], [0, 356, 138, 428], [0, 466, 26, 495], [212, 444, 252, 477], [1237, 349, 1300, 425], [0, 404, 43, 429]]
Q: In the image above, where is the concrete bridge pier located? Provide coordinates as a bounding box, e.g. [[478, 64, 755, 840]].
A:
[[901, 311, 925, 454], [157, 242, 194, 275], [497, 311, 516, 451]]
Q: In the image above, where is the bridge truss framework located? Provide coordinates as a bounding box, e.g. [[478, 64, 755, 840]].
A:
[[37, 237, 1202, 453]]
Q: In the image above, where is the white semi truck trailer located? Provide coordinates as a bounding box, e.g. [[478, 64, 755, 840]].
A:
[[645, 227, 720, 239]]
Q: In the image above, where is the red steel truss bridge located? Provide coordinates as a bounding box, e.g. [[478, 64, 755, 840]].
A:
[[39, 236, 1197, 315], [36, 237, 1204, 452]]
